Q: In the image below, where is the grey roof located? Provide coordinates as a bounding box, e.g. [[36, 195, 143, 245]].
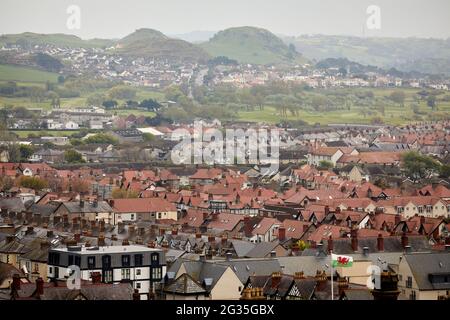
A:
[[39, 283, 133, 300], [230, 239, 256, 258], [0, 198, 26, 213], [278, 256, 334, 277], [321, 235, 431, 255], [164, 273, 206, 295], [245, 241, 282, 258], [62, 201, 113, 213], [214, 258, 281, 283], [404, 252, 450, 290], [168, 259, 229, 289], [28, 203, 58, 216], [341, 289, 374, 300]]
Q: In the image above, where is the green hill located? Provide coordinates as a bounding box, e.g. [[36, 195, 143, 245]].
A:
[[201, 26, 307, 65], [115, 28, 210, 62], [0, 64, 59, 82], [0, 32, 113, 48], [284, 34, 450, 75]]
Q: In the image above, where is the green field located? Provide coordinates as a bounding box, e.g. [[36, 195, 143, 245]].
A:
[[11, 130, 80, 138], [238, 88, 450, 125], [0, 64, 59, 83]]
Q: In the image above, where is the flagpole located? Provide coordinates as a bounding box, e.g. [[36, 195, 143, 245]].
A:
[[330, 250, 334, 301]]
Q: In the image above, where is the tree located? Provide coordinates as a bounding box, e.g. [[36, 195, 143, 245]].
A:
[[86, 93, 106, 106], [388, 91, 406, 106], [19, 145, 34, 161], [427, 95, 437, 110], [112, 188, 139, 199], [439, 164, 450, 179], [102, 100, 118, 109], [142, 133, 155, 142], [84, 133, 118, 145], [318, 160, 334, 170], [108, 85, 137, 100], [402, 151, 440, 182], [69, 177, 90, 194], [64, 149, 85, 163], [139, 99, 161, 111], [17, 176, 48, 191]]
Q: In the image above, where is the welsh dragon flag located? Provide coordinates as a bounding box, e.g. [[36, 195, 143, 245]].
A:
[[331, 254, 353, 267]]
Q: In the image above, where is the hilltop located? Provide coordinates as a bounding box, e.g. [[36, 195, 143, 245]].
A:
[[201, 26, 307, 65], [0, 32, 113, 48], [115, 28, 210, 62]]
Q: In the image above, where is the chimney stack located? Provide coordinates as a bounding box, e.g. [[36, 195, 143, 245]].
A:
[[278, 227, 286, 242], [74, 233, 81, 243], [327, 236, 333, 253], [338, 277, 349, 296], [315, 270, 328, 291], [294, 271, 305, 280], [98, 234, 105, 247], [99, 220, 105, 232], [12, 274, 21, 290], [351, 228, 358, 252], [401, 232, 408, 248], [377, 234, 384, 251], [271, 272, 282, 289], [35, 277, 44, 296]]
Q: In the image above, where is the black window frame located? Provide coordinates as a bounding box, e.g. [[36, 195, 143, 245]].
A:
[[151, 253, 159, 266], [134, 254, 143, 267], [102, 255, 112, 269], [87, 256, 96, 269], [122, 254, 131, 267]]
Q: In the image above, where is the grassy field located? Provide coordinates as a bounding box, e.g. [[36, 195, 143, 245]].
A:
[[11, 130, 80, 138], [238, 88, 450, 125], [0, 64, 59, 83], [0, 81, 162, 117]]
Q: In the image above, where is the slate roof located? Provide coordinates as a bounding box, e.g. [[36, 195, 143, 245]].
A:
[[404, 252, 450, 290], [214, 258, 281, 283], [164, 273, 206, 295], [245, 241, 283, 258], [62, 201, 113, 213]]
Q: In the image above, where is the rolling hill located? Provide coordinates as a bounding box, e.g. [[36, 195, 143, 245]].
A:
[[115, 28, 210, 62], [0, 32, 113, 48], [283, 34, 450, 75], [201, 26, 307, 66]]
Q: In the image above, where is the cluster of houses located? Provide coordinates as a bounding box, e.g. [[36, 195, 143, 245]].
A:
[[0, 150, 449, 300]]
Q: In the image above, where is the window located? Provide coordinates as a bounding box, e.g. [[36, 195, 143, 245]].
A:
[[131, 214, 135, 220], [418, 206, 423, 214], [74, 256, 81, 267], [136, 282, 141, 289], [151, 267, 162, 280], [158, 212, 162, 219], [68, 255, 74, 265], [134, 254, 143, 266], [121, 268, 131, 280], [49, 267, 53, 274], [136, 269, 141, 276], [122, 255, 131, 267], [88, 256, 96, 269], [48, 252, 60, 265], [102, 255, 111, 269], [406, 276, 413, 288], [103, 270, 113, 283], [410, 290, 416, 300], [151, 253, 159, 265]]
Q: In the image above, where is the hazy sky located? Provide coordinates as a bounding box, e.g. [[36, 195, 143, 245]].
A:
[[1, 0, 449, 39]]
